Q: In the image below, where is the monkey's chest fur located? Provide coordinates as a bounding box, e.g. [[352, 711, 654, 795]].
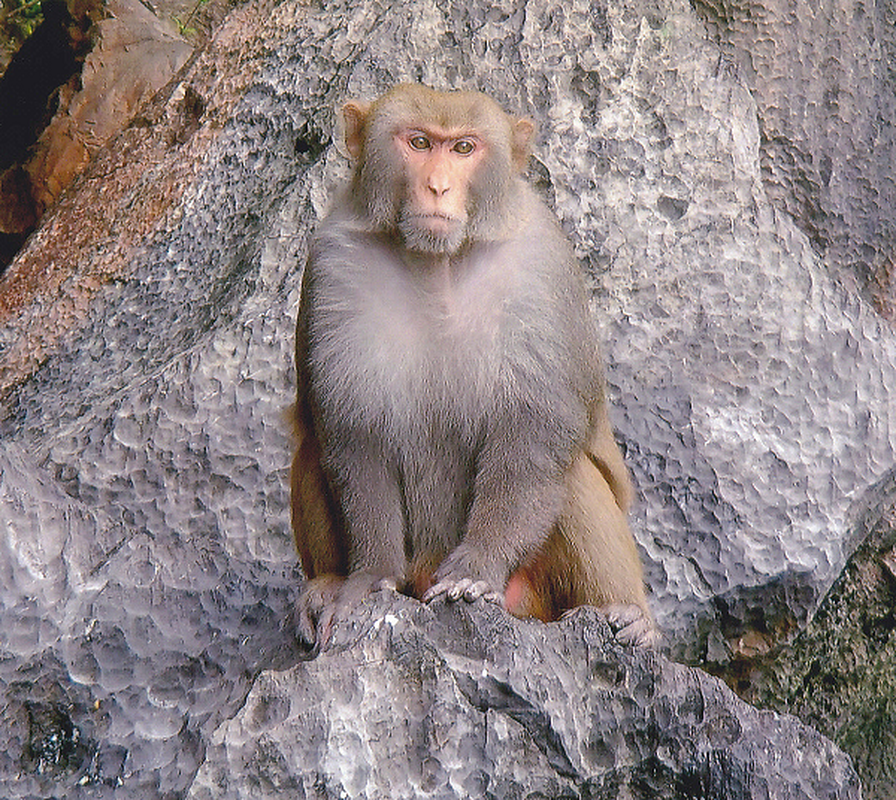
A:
[[304, 219, 588, 560], [310, 233, 518, 440]]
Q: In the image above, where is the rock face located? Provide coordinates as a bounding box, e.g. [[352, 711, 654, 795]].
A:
[[189, 596, 860, 800], [0, 0, 893, 796], [692, 0, 896, 316], [751, 468, 896, 800], [0, 0, 193, 269], [24, 0, 194, 216]]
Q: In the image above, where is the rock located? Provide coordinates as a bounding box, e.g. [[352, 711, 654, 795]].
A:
[[0, 0, 893, 796], [24, 0, 194, 215], [692, 0, 896, 305], [188, 594, 860, 800], [2, 0, 893, 667], [750, 468, 896, 800], [0, 0, 193, 269]]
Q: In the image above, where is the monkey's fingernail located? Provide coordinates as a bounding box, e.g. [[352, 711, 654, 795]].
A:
[[423, 583, 446, 602]]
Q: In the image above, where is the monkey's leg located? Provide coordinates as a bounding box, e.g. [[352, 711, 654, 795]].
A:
[[291, 425, 405, 654], [559, 451, 659, 646], [505, 534, 659, 647], [424, 413, 569, 605], [290, 425, 345, 579], [290, 414, 350, 656], [503, 452, 658, 646]]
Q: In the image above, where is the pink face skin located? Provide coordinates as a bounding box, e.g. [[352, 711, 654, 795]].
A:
[[394, 126, 488, 248]]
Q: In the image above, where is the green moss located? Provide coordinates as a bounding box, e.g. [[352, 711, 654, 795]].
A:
[[2, 0, 46, 46], [752, 476, 896, 800]]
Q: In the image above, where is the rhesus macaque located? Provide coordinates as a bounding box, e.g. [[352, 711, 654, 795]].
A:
[[290, 83, 656, 653]]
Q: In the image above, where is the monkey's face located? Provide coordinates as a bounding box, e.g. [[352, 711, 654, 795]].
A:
[[345, 85, 534, 255], [393, 126, 488, 254]]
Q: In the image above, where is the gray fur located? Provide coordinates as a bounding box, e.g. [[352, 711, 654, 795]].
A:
[[302, 178, 600, 591]]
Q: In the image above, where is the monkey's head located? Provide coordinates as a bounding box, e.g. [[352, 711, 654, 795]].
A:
[[340, 84, 536, 254]]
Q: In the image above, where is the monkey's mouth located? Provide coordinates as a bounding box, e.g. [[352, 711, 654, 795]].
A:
[[414, 213, 466, 240], [399, 209, 467, 253], [416, 212, 460, 227]]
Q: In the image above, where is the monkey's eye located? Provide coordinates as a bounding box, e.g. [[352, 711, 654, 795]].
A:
[[452, 139, 476, 156], [409, 135, 431, 151]]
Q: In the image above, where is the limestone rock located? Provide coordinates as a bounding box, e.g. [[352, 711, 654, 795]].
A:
[[751, 469, 896, 800], [0, 0, 192, 265], [0, 0, 893, 796], [189, 595, 861, 800], [25, 0, 194, 214]]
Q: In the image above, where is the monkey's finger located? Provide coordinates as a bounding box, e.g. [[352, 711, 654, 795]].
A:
[[458, 580, 503, 605], [423, 578, 478, 602], [314, 605, 338, 651], [294, 604, 324, 658], [448, 577, 478, 601], [424, 578, 502, 605], [604, 603, 643, 629], [422, 580, 452, 602], [375, 577, 399, 592], [613, 617, 661, 648]]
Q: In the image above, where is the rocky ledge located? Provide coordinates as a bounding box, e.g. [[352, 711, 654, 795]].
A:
[[190, 594, 860, 800]]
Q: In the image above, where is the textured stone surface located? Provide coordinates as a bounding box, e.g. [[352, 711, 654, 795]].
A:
[[25, 0, 194, 213], [0, 0, 893, 796], [751, 468, 896, 800], [693, 0, 896, 299], [189, 595, 861, 800], [0, 0, 193, 269]]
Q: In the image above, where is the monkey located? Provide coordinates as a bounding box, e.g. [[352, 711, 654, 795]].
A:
[[290, 84, 656, 654]]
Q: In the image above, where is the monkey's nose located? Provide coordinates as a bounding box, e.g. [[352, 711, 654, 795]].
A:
[[427, 180, 450, 197], [426, 167, 451, 197]]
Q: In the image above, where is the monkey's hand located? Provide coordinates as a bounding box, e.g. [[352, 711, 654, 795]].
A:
[[423, 576, 504, 604], [295, 573, 398, 657], [422, 548, 504, 606]]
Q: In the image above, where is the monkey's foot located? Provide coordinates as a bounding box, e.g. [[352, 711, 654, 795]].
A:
[[603, 603, 661, 648], [423, 577, 503, 606], [294, 573, 398, 657]]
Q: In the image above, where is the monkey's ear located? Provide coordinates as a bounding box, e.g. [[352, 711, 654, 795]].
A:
[[511, 118, 536, 171], [337, 101, 372, 160]]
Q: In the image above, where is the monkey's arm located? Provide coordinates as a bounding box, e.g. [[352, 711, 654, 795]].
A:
[[425, 396, 582, 602], [425, 241, 599, 605], [324, 433, 407, 578], [292, 269, 406, 651], [291, 267, 346, 579], [295, 259, 407, 580]]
